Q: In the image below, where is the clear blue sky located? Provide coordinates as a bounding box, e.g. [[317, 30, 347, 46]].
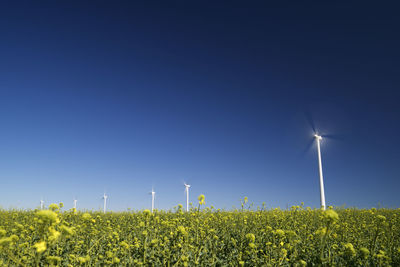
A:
[[0, 2, 399, 211]]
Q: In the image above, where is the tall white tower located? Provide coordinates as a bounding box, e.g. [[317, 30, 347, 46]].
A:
[[184, 183, 191, 212], [150, 189, 155, 213], [315, 134, 326, 210], [102, 193, 108, 213]]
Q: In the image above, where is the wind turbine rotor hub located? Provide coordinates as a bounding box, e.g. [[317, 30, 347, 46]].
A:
[[314, 134, 322, 140]]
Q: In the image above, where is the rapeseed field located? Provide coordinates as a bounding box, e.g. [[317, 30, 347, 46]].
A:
[[0, 197, 399, 266]]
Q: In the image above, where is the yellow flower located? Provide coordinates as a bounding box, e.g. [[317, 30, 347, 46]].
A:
[[60, 225, 75, 236], [106, 251, 113, 258], [0, 229, 6, 237], [0, 237, 12, 247], [246, 233, 255, 243], [33, 241, 47, 253], [324, 210, 339, 222], [47, 256, 62, 265], [48, 203, 60, 211], [36, 210, 59, 224], [120, 241, 130, 249], [78, 257, 87, 263], [360, 247, 370, 259], [299, 260, 307, 267], [315, 227, 327, 236], [198, 194, 205, 205], [376, 215, 386, 222], [143, 209, 151, 216], [274, 229, 285, 237], [150, 239, 158, 247], [10, 234, 19, 242], [177, 226, 187, 235], [48, 227, 61, 242], [344, 243, 356, 257], [82, 213, 92, 220]]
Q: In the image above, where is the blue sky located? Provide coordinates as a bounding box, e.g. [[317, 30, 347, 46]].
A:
[[0, 2, 399, 210]]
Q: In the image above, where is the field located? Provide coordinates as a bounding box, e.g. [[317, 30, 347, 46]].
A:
[[0, 199, 399, 266]]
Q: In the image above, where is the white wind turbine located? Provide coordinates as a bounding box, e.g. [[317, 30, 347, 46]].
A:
[[102, 193, 108, 213], [73, 198, 78, 210], [304, 112, 339, 211], [184, 182, 191, 212], [40, 199, 44, 210], [314, 134, 326, 210], [149, 188, 156, 213]]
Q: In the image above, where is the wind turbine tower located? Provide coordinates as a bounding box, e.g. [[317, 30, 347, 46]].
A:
[[149, 188, 155, 213], [73, 198, 77, 210], [184, 183, 191, 212], [102, 193, 108, 213], [315, 134, 326, 210], [40, 199, 44, 210]]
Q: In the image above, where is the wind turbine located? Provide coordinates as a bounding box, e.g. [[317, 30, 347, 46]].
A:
[[40, 199, 44, 210], [303, 112, 330, 211], [73, 198, 78, 210], [314, 134, 326, 210], [184, 182, 191, 212], [102, 193, 108, 213], [149, 188, 156, 213]]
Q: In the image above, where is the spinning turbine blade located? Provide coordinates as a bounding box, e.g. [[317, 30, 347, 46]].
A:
[[304, 110, 316, 134], [321, 133, 346, 141], [301, 138, 315, 157]]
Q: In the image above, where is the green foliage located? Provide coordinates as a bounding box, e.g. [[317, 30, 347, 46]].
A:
[[0, 204, 399, 266]]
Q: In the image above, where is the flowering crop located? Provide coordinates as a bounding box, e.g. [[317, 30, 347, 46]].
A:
[[0, 200, 399, 266]]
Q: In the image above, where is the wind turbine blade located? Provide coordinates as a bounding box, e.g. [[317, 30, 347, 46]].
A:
[[300, 138, 315, 157], [304, 110, 316, 133], [322, 133, 346, 141]]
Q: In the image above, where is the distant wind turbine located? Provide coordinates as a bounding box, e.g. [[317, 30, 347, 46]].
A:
[[102, 193, 108, 213], [73, 198, 78, 210], [40, 199, 44, 210], [184, 182, 191, 212], [149, 188, 156, 213]]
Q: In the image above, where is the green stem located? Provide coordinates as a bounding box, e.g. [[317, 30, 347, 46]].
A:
[[320, 222, 331, 262]]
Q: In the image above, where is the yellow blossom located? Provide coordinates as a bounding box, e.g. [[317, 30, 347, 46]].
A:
[[198, 194, 205, 205], [36, 210, 59, 224], [33, 241, 47, 253]]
